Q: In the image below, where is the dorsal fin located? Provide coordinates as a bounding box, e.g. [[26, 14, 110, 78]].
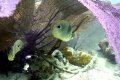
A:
[[72, 15, 90, 38], [73, 15, 90, 33]]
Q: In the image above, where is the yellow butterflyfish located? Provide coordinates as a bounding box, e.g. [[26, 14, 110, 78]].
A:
[[8, 39, 24, 61], [51, 20, 73, 41]]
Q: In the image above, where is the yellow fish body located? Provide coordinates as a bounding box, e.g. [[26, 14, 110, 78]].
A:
[[51, 20, 73, 41], [8, 40, 24, 61]]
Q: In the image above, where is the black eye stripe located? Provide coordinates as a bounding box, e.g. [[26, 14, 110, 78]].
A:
[[57, 26, 60, 28], [67, 24, 72, 33], [18, 45, 20, 47], [57, 25, 62, 29]]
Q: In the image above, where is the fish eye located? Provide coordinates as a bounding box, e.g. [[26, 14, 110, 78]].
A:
[[57, 25, 61, 29], [18, 45, 20, 47]]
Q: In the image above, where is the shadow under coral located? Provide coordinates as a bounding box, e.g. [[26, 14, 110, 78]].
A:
[[0, 49, 22, 75]]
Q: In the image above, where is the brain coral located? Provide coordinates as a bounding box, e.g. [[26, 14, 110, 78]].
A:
[[63, 47, 91, 66]]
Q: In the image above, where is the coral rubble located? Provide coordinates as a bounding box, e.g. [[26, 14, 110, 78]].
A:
[[99, 39, 115, 61], [63, 47, 91, 66]]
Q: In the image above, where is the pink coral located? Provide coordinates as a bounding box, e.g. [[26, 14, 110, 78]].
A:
[[78, 0, 120, 68], [0, 0, 21, 17]]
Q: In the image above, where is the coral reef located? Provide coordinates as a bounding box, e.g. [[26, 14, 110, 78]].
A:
[[47, 49, 97, 80], [33, 0, 96, 52], [0, 0, 88, 72], [0, 49, 24, 75], [0, 0, 35, 50], [23, 48, 97, 80], [63, 47, 91, 66], [78, 0, 120, 68], [0, 0, 97, 76], [26, 55, 53, 80], [0, 0, 95, 55], [1, 0, 120, 79], [99, 39, 115, 61]]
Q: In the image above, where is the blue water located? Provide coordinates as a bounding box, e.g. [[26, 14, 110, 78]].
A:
[[111, 0, 120, 4]]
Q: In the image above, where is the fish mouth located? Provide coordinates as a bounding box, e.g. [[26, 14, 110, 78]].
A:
[[8, 57, 14, 61]]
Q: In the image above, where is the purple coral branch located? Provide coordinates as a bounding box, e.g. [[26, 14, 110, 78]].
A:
[[78, 0, 120, 68], [35, 1, 77, 37], [43, 1, 61, 19], [36, 35, 52, 45], [34, 1, 80, 40], [0, 0, 21, 17], [59, 2, 78, 12], [11, 16, 26, 35], [48, 0, 74, 20], [35, 21, 51, 40], [38, 38, 56, 50], [38, 28, 50, 39], [49, 2, 78, 21], [20, 14, 33, 25], [0, 26, 19, 33]]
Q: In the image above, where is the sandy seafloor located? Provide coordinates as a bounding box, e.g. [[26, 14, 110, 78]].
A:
[[0, 19, 120, 80], [0, 0, 120, 80]]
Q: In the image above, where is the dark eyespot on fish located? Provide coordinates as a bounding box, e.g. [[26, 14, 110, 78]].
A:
[[51, 20, 73, 41]]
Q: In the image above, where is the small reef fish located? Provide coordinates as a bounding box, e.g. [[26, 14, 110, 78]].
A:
[[35, 2, 41, 9], [51, 20, 73, 41], [8, 39, 24, 61]]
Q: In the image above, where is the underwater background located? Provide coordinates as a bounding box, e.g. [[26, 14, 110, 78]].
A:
[[0, 0, 120, 80]]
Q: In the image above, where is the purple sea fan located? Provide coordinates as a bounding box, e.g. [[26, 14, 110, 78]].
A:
[[78, 0, 120, 68], [0, 0, 21, 17]]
